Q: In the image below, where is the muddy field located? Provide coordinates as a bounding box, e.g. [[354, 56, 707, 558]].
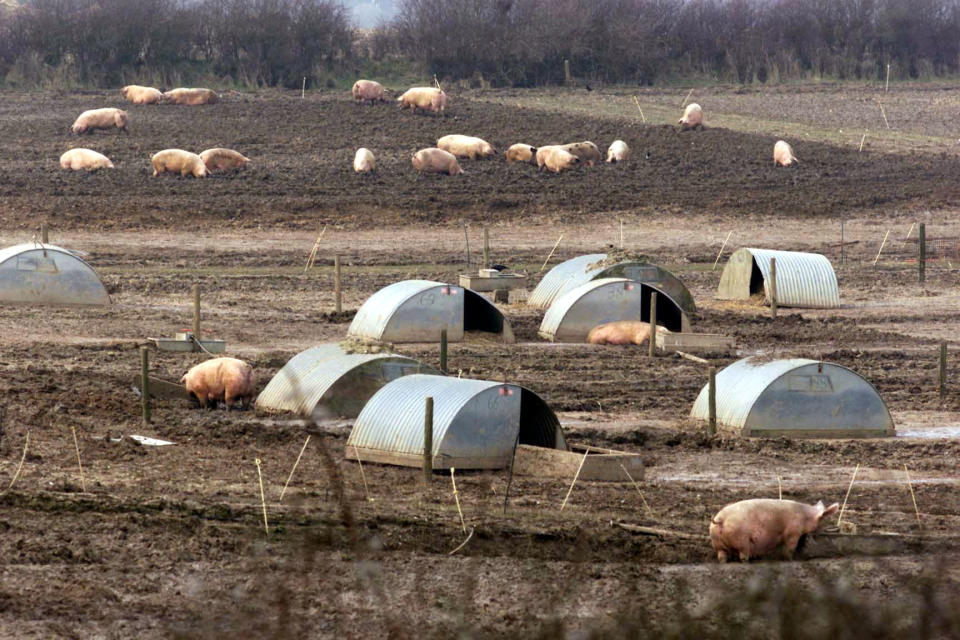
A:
[[0, 86, 958, 638]]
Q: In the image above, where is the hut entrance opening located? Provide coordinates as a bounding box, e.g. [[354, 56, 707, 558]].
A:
[[464, 289, 504, 334], [749, 258, 765, 296]]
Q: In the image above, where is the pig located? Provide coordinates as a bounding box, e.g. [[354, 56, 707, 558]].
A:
[[162, 87, 219, 105], [559, 141, 601, 166], [537, 146, 581, 173], [411, 147, 463, 175], [710, 498, 840, 562], [354, 147, 376, 173], [437, 134, 495, 160], [773, 140, 798, 167], [121, 85, 163, 105], [606, 139, 630, 164], [71, 108, 129, 135], [199, 148, 250, 172], [59, 148, 114, 171], [397, 87, 446, 115], [678, 102, 703, 130], [151, 149, 208, 178], [586, 321, 668, 345], [180, 357, 256, 410], [352, 80, 388, 105], [505, 143, 537, 165]]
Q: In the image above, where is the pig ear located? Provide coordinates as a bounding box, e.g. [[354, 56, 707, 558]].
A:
[[820, 502, 840, 521]]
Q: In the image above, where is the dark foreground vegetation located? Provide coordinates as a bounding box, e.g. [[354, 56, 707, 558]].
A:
[[2, 0, 960, 88]]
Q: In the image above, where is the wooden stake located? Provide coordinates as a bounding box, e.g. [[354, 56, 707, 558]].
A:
[[539, 233, 564, 273], [462, 221, 471, 268], [681, 88, 693, 108], [423, 397, 434, 484], [939, 343, 947, 401], [919, 223, 926, 284], [648, 291, 657, 358], [769, 257, 778, 319], [878, 102, 890, 130], [440, 328, 448, 373], [140, 346, 151, 425], [334, 255, 342, 314], [41, 223, 49, 244], [354, 446, 372, 502], [901, 222, 915, 249], [301, 76, 306, 99], [873, 229, 891, 265], [619, 464, 653, 518], [777, 475, 782, 500], [279, 435, 310, 502], [708, 366, 717, 436], [304, 224, 328, 272], [192, 284, 201, 342], [72, 426, 85, 493], [2, 431, 29, 494], [837, 463, 860, 527], [859, 132, 866, 152], [255, 458, 269, 536], [559, 449, 589, 511], [564, 59, 571, 85], [434, 74, 441, 90], [712, 231, 732, 270], [904, 464, 921, 527], [450, 468, 466, 533], [633, 96, 646, 123], [482, 227, 489, 269], [619, 219, 624, 249], [885, 63, 890, 92]]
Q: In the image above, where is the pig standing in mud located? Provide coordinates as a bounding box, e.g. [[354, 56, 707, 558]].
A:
[[199, 148, 250, 172], [397, 87, 446, 115], [773, 140, 798, 166], [710, 498, 839, 562], [411, 147, 463, 175], [536, 145, 581, 173], [354, 147, 376, 173], [505, 143, 537, 165], [181, 357, 256, 410], [678, 103, 703, 130], [71, 108, 129, 135], [606, 140, 630, 164], [352, 80, 389, 105], [151, 149, 208, 178]]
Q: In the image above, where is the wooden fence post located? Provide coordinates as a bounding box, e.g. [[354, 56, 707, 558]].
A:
[[334, 255, 342, 313], [648, 291, 657, 358], [423, 397, 434, 484], [192, 284, 201, 343], [919, 223, 926, 284], [708, 366, 717, 436], [141, 347, 151, 424]]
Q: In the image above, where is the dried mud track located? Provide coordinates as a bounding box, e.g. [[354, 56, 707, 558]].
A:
[[3, 90, 960, 231]]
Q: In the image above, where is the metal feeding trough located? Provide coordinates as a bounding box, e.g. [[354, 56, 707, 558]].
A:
[[148, 285, 225, 353], [150, 331, 225, 353]]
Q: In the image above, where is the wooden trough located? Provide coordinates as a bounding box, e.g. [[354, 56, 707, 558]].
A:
[[513, 443, 644, 482], [656, 332, 735, 354], [132, 375, 186, 400]]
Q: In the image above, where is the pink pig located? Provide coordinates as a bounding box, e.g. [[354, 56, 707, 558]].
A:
[[709, 498, 839, 562]]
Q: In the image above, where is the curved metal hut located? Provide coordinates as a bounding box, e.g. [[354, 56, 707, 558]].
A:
[[690, 357, 894, 438], [346, 375, 567, 469], [529, 253, 696, 313], [255, 343, 439, 420], [716, 248, 839, 308], [348, 280, 513, 343], [539, 278, 690, 342], [0, 243, 109, 306]]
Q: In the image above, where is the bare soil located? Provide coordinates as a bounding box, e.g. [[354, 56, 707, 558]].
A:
[[0, 86, 957, 638]]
